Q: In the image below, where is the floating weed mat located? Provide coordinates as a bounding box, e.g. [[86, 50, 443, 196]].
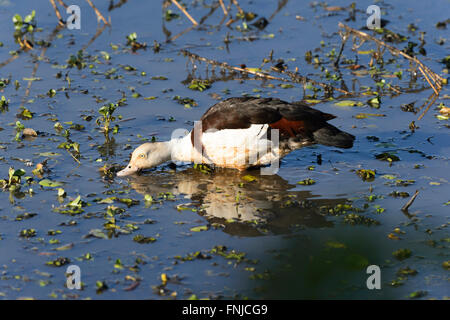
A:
[[174, 245, 256, 265], [334, 23, 447, 120], [181, 49, 351, 97], [338, 23, 446, 95]]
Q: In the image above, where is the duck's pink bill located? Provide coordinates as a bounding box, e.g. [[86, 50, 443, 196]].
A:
[[117, 164, 139, 177]]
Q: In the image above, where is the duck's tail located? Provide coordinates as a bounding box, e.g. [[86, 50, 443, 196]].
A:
[[312, 123, 355, 149]]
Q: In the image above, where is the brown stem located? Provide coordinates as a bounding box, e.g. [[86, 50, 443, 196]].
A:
[[85, 0, 110, 25], [49, 0, 65, 25], [219, 0, 228, 15], [418, 65, 438, 95], [401, 190, 419, 212], [172, 0, 198, 25], [417, 93, 438, 120], [56, 0, 68, 9], [231, 0, 244, 14]]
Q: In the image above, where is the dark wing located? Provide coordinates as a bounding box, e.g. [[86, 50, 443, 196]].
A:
[[200, 97, 281, 131], [194, 97, 354, 149], [200, 97, 335, 131]]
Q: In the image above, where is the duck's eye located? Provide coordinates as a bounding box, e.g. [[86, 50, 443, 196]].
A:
[[138, 154, 146, 158]]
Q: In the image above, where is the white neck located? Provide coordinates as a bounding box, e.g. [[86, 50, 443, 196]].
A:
[[169, 133, 204, 164]]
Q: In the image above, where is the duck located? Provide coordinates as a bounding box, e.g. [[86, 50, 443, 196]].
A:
[[117, 97, 355, 177]]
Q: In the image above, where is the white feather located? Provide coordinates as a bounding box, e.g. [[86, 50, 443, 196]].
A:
[[170, 125, 280, 169]]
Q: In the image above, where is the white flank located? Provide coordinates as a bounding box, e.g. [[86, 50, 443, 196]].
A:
[[170, 124, 280, 169]]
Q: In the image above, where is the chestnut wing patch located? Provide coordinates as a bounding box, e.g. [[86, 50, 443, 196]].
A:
[[269, 118, 305, 137]]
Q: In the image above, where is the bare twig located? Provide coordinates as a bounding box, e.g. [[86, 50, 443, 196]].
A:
[[231, 0, 244, 15], [67, 149, 81, 164], [56, 0, 68, 9], [0, 54, 20, 69], [388, 84, 402, 94], [268, 0, 288, 22], [181, 50, 351, 95], [199, 2, 219, 25], [335, 31, 349, 67], [418, 93, 438, 120], [168, 25, 196, 42], [219, 0, 228, 15], [225, 18, 236, 27], [338, 23, 445, 94], [418, 65, 438, 95], [172, 0, 198, 25], [117, 117, 136, 123], [81, 23, 108, 51], [49, 0, 65, 26], [401, 190, 419, 212], [85, 0, 110, 25]]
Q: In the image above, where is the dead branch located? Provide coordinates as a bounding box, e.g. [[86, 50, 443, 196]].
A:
[[49, 0, 65, 26], [82, 23, 108, 51], [418, 93, 438, 120], [418, 65, 438, 95], [168, 25, 196, 43], [181, 50, 351, 95], [85, 0, 110, 25], [219, 0, 228, 15], [56, 0, 68, 9], [199, 2, 220, 25], [231, 0, 244, 15], [335, 30, 349, 67], [166, 3, 219, 42], [172, 0, 198, 25], [0, 54, 20, 69], [268, 0, 288, 22], [338, 23, 445, 94], [401, 190, 419, 212]]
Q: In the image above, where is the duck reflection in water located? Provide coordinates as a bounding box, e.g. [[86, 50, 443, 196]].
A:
[[122, 167, 347, 237]]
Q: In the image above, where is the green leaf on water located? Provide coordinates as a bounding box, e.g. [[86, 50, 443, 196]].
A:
[[39, 179, 63, 187], [13, 169, 26, 177], [190, 225, 209, 232], [87, 229, 108, 239], [57, 188, 66, 197], [356, 169, 375, 181], [67, 195, 81, 207], [326, 241, 347, 249], [408, 290, 427, 299], [355, 113, 386, 119], [133, 235, 157, 243], [375, 152, 400, 162], [38, 152, 62, 157], [393, 248, 412, 260], [297, 178, 316, 185], [334, 100, 364, 107], [242, 175, 257, 182], [367, 96, 381, 108]]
